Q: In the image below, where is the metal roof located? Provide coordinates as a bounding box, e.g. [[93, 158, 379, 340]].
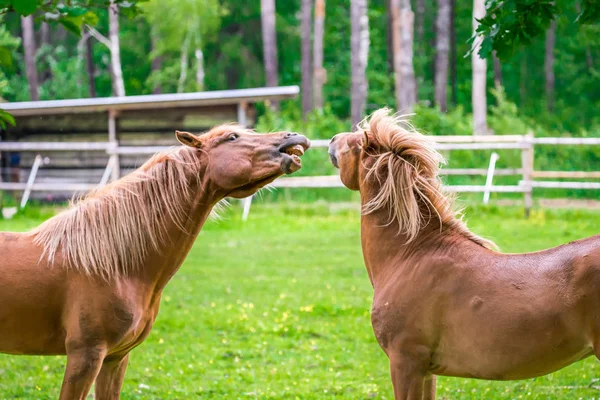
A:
[[0, 86, 299, 116]]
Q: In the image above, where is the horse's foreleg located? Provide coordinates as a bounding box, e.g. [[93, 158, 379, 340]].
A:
[[422, 375, 436, 400], [388, 354, 428, 400], [59, 345, 106, 400], [95, 353, 130, 400]]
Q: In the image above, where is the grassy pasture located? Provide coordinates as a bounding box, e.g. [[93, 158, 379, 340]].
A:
[[0, 202, 600, 399]]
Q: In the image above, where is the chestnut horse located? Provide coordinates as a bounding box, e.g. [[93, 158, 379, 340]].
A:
[[329, 108, 600, 400], [0, 125, 309, 399]]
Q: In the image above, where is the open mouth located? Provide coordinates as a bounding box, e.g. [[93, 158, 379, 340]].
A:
[[284, 144, 305, 169], [279, 139, 310, 174]]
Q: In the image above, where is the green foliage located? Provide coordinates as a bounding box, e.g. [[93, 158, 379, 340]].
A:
[[488, 87, 534, 135], [2, 204, 600, 397], [411, 104, 472, 136], [475, 0, 600, 60], [37, 45, 89, 100], [141, 0, 222, 92], [474, 0, 557, 59]]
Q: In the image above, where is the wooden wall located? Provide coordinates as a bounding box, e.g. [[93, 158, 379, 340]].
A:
[[0, 104, 256, 201]]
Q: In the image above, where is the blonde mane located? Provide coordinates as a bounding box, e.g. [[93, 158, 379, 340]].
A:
[[360, 108, 496, 249], [30, 147, 203, 280]]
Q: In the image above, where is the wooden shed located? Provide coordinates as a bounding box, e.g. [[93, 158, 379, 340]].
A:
[[0, 86, 299, 200]]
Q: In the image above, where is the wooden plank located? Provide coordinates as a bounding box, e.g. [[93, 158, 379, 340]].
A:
[[440, 168, 522, 176], [310, 138, 529, 149], [0, 182, 98, 191], [532, 171, 600, 179], [435, 143, 529, 150], [445, 185, 528, 193], [529, 181, 600, 189], [521, 131, 534, 216], [532, 137, 600, 145], [273, 175, 344, 188], [0, 142, 110, 151]]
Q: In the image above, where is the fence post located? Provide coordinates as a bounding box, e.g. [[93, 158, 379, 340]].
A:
[[483, 152, 499, 205], [521, 131, 534, 217], [108, 108, 120, 181]]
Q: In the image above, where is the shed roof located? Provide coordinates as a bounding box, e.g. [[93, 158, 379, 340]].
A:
[[1, 86, 299, 116]]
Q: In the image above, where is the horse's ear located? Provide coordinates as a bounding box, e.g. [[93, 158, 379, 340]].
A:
[[176, 130, 202, 148], [362, 130, 370, 148]]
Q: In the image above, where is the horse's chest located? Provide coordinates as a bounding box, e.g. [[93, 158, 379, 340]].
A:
[[370, 298, 411, 351]]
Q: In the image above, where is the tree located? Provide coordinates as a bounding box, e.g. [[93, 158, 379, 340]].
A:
[[87, 1, 125, 96], [261, 0, 279, 108], [473, 0, 600, 60], [84, 36, 97, 97], [472, 0, 487, 134], [544, 19, 557, 111], [390, 0, 416, 112], [434, 0, 451, 111], [141, 0, 221, 93], [301, 0, 313, 118], [351, 0, 369, 127], [492, 51, 502, 90], [313, 0, 326, 111], [108, 1, 125, 96], [21, 15, 39, 101]]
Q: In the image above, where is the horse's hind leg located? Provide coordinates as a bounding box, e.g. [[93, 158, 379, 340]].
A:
[[95, 353, 130, 400], [59, 345, 107, 400]]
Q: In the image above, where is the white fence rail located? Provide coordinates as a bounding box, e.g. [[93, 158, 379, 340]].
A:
[[1, 133, 600, 215]]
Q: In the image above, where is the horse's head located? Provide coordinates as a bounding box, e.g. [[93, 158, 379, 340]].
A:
[[176, 125, 310, 198], [328, 131, 365, 191]]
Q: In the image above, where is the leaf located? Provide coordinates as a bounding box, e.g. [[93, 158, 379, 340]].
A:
[[58, 19, 82, 35], [12, 0, 37, 16], [0, 109, 16, 127], [0, 46, 12, 67]]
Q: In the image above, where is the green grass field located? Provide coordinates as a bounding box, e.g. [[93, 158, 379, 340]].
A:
[[1, 201, 600, 399]]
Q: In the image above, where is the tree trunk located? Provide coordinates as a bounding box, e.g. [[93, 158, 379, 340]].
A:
[[261, 0, 279, 109], [391, 0, 416, 112], [520, 53, 527, 107], [85, 36, 97, 97], [195, 48, 205, 91], [471, 0, 487, 134], [150, 35, 162, 94], [544, 19, 556, 112], [108, 1, 126, 97], [177, 32, 191, 93], [450, 0, 457, 107], [434, 0, 450, 111], [386, 0, 393, 73], [301, 0, 313, 118], [575, 2, 594, 69], [351, 0, 369, 127], [313, 0, 326, 110], [493, 50, 502, 90], [40, 22, 50, 46], [415, 0, 425, 57], [21, 15, 39, 101]]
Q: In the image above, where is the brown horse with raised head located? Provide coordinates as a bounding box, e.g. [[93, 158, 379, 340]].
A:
[[0, 125, 309, 399], [328, 108, 600, 400]]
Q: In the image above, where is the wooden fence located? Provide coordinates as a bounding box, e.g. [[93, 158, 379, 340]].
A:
[[0, 133, 599, 217]]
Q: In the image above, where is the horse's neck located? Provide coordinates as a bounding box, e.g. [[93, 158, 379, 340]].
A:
[[140, 181, 220, 292], [359, 187, 445, 286]]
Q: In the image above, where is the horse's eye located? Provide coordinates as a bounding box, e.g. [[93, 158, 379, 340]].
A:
[[228, 134, 238, 142]]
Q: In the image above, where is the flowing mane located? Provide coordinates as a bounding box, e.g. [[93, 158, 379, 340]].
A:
[[29, 146, 202, 280], [360, 108, 496, 249]]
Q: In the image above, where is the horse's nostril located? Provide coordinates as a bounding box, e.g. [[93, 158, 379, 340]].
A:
[[284, 132, 298, 138]]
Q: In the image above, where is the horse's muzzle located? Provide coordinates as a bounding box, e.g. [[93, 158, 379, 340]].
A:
[[278, 133, 311, 174]]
